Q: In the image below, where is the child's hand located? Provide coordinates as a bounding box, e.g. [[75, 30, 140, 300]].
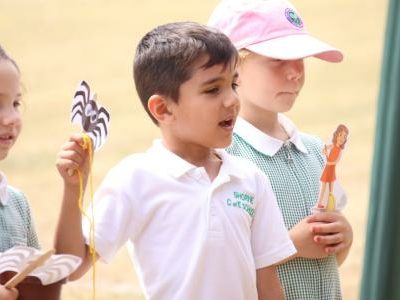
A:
[[289, 217, 329, 259], [307, 212, 353, 256], [0, 285, 18, 300], [56, 133, 92, 187]]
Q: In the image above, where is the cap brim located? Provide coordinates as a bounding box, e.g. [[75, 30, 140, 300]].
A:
[[246, 34, 343, 63]]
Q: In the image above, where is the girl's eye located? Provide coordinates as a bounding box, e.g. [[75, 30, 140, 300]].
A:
[[13, 100, 22, 109], [232, 82, 239, 91], [268, 59, 283, 65]]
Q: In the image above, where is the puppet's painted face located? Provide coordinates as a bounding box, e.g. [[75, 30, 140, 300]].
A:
[[337, 130, 347, 146]]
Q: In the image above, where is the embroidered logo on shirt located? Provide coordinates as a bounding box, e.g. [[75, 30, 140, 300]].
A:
[[226, 192, 255, 218]]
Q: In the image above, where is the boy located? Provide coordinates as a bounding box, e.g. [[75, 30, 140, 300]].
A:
[[55, 22, 296, 299]]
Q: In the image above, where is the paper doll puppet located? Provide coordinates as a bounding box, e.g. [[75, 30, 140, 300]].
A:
[[314, 124, 349, 212]]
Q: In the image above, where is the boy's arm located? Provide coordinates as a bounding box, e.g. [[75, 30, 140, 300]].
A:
[[256, 265, 284, 300], [54, 134, 96, 280], [251, 171, 296, 296]]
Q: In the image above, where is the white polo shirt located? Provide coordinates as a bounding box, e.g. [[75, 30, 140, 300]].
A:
[[84, 140, 296, 300]]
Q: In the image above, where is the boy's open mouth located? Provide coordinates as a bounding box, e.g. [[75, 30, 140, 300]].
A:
[[219, 118, 234, 128]]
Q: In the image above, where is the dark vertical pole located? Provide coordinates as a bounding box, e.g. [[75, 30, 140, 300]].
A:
[[360, 1, 400, 299]]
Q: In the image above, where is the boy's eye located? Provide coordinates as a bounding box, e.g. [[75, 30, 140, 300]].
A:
[[204, 87, 220, 94]]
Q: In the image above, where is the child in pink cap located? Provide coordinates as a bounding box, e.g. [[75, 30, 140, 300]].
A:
[[209, 0, 353, 299]]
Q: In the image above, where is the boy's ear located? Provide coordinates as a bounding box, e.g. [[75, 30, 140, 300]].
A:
[[148, 94, 174, 123]]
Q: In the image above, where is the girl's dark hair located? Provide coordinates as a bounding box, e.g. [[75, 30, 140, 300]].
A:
[[0, 45, 20, 73], [133, 21, 238, 124]]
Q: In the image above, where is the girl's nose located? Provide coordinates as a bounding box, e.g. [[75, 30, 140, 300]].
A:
[[0, 107, 21, 126], [286, 59, 304, 81]]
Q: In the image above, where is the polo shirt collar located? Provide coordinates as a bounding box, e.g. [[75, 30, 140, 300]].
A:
[[0, 172, 9, 206], [234, 114, 308, 156], [148, 139, 245, 179], [215, 149, 246, 179]]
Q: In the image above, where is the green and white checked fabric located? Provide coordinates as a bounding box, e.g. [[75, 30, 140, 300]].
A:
[[228, 132, 342, 300], [0, 186, 39, 252]]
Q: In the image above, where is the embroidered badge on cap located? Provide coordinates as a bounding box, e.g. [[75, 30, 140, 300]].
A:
[[285, 8, 303, 28]]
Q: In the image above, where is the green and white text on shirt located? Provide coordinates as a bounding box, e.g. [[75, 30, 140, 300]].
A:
[[226, 191, 255, 218]]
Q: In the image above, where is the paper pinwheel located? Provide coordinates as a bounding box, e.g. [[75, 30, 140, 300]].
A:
[[71, 80, 110, 150], [0, 246, 81, 286]]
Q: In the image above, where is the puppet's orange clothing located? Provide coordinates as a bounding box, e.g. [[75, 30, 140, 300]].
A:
[[320, 145, 341, 182]]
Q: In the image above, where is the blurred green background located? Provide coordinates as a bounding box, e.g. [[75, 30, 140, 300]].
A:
[[1, 0, 387, 299]]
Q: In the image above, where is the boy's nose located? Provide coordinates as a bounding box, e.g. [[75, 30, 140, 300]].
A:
[[286, 59, 304, 81], [224, 91, 240, 108]]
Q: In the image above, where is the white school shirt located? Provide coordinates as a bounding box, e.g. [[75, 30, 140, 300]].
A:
[[83, 140, 296, 300]]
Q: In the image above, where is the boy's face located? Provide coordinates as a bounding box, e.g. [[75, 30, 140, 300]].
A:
[[0, 60, 22, 160], [237, 52, 305, 115], [167, 55, 239, 151]]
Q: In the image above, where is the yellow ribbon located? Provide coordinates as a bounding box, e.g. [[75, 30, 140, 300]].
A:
[[77, 133, 96, 300]]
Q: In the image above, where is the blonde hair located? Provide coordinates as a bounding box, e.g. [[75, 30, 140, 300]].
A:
[[238, 49, 252, 64]]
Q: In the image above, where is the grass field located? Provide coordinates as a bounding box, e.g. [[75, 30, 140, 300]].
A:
[[1, 0, 387, 299]]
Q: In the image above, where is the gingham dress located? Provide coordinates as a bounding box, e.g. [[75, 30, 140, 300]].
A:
[[0, 186, 39, 252], [228, 131, 342, 300]]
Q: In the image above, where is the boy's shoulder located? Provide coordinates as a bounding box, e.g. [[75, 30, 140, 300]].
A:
[[109, 152, 152, 177], [105, 141, 183, 182], [98, 151, 158, 196], [109, 148, 270, 185], [222, 149, 261, 170], [219, 150, 271, 183]]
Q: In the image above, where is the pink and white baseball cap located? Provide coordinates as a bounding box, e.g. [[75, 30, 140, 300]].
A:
[[208, 0, 343, 62]]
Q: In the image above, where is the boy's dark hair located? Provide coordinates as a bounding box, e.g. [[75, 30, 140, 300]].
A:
[[133, 21, 238, 124], [0, 45, 20, 73]]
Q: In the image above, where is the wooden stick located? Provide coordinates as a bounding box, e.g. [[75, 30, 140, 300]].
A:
[[4, 249, 55, 288]]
